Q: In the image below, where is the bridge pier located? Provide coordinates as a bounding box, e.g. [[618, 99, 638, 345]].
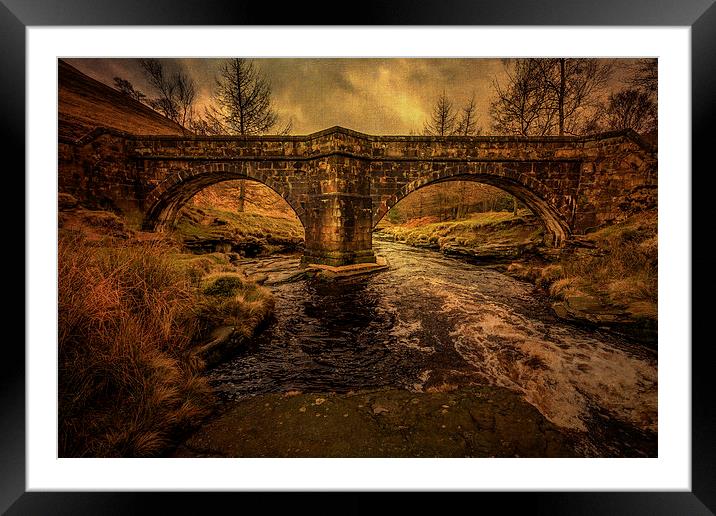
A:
[[301, 193, 376, 266], [301, 162, 377, 266]]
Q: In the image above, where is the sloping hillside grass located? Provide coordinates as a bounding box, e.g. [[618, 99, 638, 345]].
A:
[[59, 59, 186, 140]]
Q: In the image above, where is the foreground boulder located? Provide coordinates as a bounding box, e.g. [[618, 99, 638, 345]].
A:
[[172, 386, 578, 458]]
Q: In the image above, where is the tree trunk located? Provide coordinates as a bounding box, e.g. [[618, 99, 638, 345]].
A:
[[238, 180, 245, 212], [558, 58, 566, 136]]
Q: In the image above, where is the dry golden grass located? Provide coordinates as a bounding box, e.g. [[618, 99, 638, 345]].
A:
[[536, 264, 564, 289], [548, 277, 583, 299], [544, 210, 658, 319], [58, 234, 214, 457]]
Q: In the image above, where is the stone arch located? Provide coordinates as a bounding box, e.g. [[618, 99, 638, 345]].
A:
[[372, 165, 571, 246], [142, 162, 305, 231]]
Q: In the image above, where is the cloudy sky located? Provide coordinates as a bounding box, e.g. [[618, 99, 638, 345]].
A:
[[65, 58, 637, 135]]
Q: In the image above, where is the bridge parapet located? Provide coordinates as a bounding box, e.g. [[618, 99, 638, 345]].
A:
[[125, 126, 654, 162]]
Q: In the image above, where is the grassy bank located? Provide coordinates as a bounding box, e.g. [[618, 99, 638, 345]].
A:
[[58, 204, 275, 457], [376, 210, 544, 260], [175, 205, 304, 255]]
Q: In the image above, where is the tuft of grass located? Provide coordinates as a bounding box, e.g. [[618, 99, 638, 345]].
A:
[[201, 272, 248, 297], [548, 277, 582, 299], [58, 234, 214, 457], [536, 264, 564, 289], [168, 252, 237, 285], [194, 272, 275, 340]]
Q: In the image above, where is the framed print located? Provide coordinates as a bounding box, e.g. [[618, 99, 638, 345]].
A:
[[6, 0, 713, 513]]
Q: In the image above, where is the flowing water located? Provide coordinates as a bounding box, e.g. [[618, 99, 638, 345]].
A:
[[209, 235, 657, 456]]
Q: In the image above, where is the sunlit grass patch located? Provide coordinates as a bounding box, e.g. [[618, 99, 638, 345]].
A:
[[378, 210, 543, 251], [174, 205, 304, 250]]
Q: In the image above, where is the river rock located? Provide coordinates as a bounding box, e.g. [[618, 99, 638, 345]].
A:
[[552, 294, 627, 325], [193, 326, 246, 369], [171, 386, 578, 458], [553, 295, 657, 346], [442, 242, 535, 262]]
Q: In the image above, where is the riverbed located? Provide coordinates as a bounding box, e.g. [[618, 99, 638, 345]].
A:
[[202, 236, 657, 457]]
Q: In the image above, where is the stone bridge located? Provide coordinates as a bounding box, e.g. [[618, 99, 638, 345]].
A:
[[59, 126, 657, 266]]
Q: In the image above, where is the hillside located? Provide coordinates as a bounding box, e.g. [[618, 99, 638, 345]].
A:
[[175, 180, 304, 255], [58, 59, 187, 140], [189, 181, 296, 219], [380, 181, 518, 224]]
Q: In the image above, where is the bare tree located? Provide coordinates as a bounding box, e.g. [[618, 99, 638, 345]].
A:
[[535, 58, 613, 135], [490, 58, 612, 136], [112, 77, 146, 103], [629, 58, 657, 98], [138, 59, 197, 129], [140, 58, 177, 120], [490, 59, 554, 136], [189, 108, 226, 135], [207, 58, 291, 211], [173, 72, 197, 129], [423, 92, 458, 136], [455, 94, 482, 136], [605, 88, 657, 134]]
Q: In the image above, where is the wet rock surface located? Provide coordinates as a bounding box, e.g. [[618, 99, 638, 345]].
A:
[[171, 386, 578, 458], [442, 242, 538, 262], [551, 295, 657, 345]]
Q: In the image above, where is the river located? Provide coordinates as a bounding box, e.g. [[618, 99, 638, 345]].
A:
[[209, 235, 657, 457]]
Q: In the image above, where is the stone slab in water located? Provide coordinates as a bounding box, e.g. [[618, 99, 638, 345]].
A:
[[306, 256, 389, 279], [171, 386, 578, 458]]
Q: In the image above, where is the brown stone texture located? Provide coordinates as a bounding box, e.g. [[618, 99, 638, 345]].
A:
[[58, 126, 656, 265]]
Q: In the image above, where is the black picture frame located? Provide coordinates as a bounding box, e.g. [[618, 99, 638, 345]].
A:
[[5, 0, 713, 513]]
